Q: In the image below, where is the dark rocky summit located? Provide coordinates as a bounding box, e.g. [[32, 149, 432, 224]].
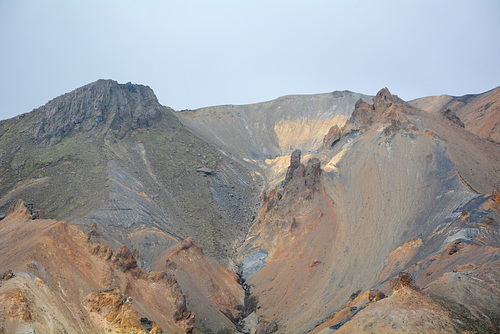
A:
[[32, 80, 165, 146], [348, 87, 411, 130]]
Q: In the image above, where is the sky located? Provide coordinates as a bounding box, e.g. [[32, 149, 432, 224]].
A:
[[0, 0, 499, 121]]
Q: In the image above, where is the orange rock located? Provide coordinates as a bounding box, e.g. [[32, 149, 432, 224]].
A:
[[368, 289, 386, 302], [111, 245, 139, 272], [310, 259, 321, 267], [6, 289, 31, 321], [493, 188, 500, 205], [1, 269, 14, 281], [453, 264, 475, 272], [389, 272, 419, 292]]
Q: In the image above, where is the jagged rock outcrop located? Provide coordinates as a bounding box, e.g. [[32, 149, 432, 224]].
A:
[[33, 80, 165, 146], [322, 124, 341, 150], [1, 270, 14, 281], [368, 289, 386, 302], [6, 200, 45, 220], [158, 237, 245, 332], [5, 289, 31, 321], [346, 87, 415, 134], [283, 149, 321, 198], [389, 272, 419, 292], [84, 288, 162, 334], [111, 246, 141, 273], [442, 108, 465, 127], [284, 149, 302, 185], [493, 188, 500, 205]]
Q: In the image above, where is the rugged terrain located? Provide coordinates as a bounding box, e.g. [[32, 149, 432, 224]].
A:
[[1, 80, 499, 333]]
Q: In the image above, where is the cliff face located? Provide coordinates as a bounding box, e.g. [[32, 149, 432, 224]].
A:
[[32, 80, 164, 146]]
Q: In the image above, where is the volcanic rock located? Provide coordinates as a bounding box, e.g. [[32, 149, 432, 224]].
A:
[[83, 288, 163, 334], [196, 167, 213, 175], [33, 80, 164, 146], [6, 289, 31, 321], [493, 188, 500, 205], [347, 87, 412, 132], [411, 86, 500, 143], [7, 200, 45, 220], [159, 237, 244, 332], [111, 245, 139, 272], [282, 150, 322, 200], [304, 157, 321, 192], [1, 270, 14, 281], [322, 124, 341, 150], [368, 289, 386, 302], [442, 108, 465, 127], [389, 272, 419, 292], [284, 149, 302, 186], [2, 82, 500, 333]]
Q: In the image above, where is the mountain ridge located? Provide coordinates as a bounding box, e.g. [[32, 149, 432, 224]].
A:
[[1, 81, 499, 333]]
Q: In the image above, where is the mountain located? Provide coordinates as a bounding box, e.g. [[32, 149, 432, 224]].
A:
[[0, 81, 499, 333], [0, 80, 260, 269]]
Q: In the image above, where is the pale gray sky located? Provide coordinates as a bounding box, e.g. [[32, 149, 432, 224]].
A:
[[1, 0, 499, 120]]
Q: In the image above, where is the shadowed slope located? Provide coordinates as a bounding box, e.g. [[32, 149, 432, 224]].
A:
[[0, 80, 259, 267]]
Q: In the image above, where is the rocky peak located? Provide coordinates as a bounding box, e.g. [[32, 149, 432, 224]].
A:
[[283, 150, 322, 199], [32, 79, 166, 146], [348, 88, 412, 131], [285, 149, 302, 186], [389, 272, 419, 292], [373, 87, 404, 110], [168, 237, 204, 257], [322, 124, 341, 150], [305, 157, 321, 191]]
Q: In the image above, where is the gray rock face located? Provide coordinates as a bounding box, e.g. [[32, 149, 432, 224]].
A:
[[285, 149, 301, 186], [32, 80, 165, 146], [241, 248, 269, 277]]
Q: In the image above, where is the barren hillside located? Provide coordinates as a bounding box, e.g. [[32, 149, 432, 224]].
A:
[[1, 82, 499, 333]]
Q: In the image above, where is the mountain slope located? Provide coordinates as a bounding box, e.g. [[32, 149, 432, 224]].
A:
[[237, 88, 500, 333], [1, 82, 500, 333], [0, 80, 259, 268], [176, 91, 372, 188], [410, 86, 500, 144]]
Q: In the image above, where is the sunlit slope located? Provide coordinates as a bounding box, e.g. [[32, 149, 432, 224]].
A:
[[410, 86, 500, 144]]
